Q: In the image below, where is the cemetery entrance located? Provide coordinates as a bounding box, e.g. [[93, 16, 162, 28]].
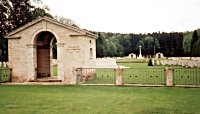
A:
[[5, 16, 97, 83], [36, 31, 56, 79]]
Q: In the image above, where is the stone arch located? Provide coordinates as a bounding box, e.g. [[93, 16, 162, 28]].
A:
[[33, 30, 59, 79], [50, 37, 57, 77], [158, 53, 161, 58], [50, 37, 57, 59], [155, 52, 164, 58], [31, 28, 60, 45], [128, 53, 136, 58]]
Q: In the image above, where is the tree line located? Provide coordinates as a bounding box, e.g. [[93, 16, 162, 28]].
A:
[[0, 0, 52, 61], [93, 29, 200, 58]]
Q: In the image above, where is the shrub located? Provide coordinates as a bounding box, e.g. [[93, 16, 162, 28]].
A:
[[148, 58, 153, 66]]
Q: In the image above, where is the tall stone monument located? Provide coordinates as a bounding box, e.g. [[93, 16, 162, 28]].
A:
[[137, 45, 144, 59]]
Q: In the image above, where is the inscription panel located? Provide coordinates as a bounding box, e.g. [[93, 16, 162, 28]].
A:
[[66, 46, 81, 54]]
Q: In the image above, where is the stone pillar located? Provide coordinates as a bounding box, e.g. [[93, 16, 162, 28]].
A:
[[72, 67, 78, 84], [76, 68, 82, 84], [50, 37, 56, 77], [165, 67, 173, 86], [57, 43, 65, 81], [115, 68, 123, 85], [50, 45, 53, 77], [27, 44, 36, 81]]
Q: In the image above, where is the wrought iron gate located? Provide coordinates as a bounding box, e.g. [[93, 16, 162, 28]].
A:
[[173, 68, 200, 85], [123, 68, 165, 85], [76, 68, 115, 84], [0, 68, 11, 83]]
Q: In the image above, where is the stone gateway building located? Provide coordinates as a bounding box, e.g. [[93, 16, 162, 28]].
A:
[[5, 16, 97, 84]]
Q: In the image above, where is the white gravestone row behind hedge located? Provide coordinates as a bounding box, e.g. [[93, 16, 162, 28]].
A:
[[161, 59, 200, 68]]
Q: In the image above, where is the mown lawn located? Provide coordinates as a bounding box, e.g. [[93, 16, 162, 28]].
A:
[[0, 85, 200, 114]]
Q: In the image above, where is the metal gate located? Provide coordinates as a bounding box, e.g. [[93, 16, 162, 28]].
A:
[[76, 68, 115, 84], [123, 68, 165, 85], [173, 68, 200, 85], [0, 68, 11, 83], [76, 68, 165, 85]]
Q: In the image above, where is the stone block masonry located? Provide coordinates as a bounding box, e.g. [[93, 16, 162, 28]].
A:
[[5, 16, 97, 83]]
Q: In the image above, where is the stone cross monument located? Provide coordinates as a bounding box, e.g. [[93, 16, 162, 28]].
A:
[[138, 45, 144, 59]]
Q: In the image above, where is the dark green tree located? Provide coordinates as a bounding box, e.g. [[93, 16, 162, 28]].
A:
[[170, 48, 175, 57], [0, 0, 53, 61], [7, 0, 34, 32], [148, 58, 153, 66], [0, 33, 8, 62], [54, 16, 79, 28], [52, 38, 57, 59], [107, 42, 117, 57], [192, 39, 200, 56], [0, 0, 53, 35], [116, 43, 124, 57], [121, 34, 132, 55], [191, 30, 199, 56], [96, 32, 107, 57], [136, 40, 144, 50], [144, 36, 152, 55], [0, 0, 9, 35], [183, 32, 192, 56], [32, 8, 53, 20]]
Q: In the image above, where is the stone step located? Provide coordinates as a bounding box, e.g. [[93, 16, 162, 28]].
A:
[[30, 80, 62, 82], [30, 77, 61, 82]]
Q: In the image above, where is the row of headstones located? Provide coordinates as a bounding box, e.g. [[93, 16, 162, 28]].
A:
[[152, 59, 162, 66], [161, 60, 200, 68], [96, 58, 117, 66], [168, 57, 200, 60], [129, 54, 154, 59], [0, 62, 8, 68]]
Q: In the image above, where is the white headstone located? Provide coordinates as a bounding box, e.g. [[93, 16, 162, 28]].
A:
[[154, 59, 157, 66], [152, 59, 154, 65], [3, 62, 7, 67], [156, 60, 160, 65]]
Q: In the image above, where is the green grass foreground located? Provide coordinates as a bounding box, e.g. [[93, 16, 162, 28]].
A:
[[0, 85, 200, 114]]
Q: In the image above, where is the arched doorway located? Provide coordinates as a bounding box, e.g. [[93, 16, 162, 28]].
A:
[[158, 54, 161, 58], [131, 54, 133, 58], [35, 31, 57, 79]]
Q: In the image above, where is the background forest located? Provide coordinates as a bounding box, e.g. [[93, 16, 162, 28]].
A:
[[94, 29, 200, 58]]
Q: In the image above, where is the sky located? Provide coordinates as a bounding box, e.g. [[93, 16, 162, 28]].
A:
[[41, 0, 200, 34]]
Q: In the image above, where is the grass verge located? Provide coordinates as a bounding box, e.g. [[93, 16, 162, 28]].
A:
[[0, 85, 200, 114]]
